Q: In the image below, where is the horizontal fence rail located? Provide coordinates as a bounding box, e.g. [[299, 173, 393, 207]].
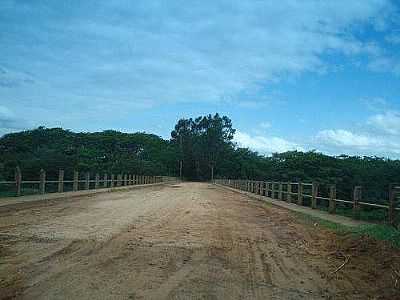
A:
[[215, 179, 400, 226], [0, 167, 178, 198]]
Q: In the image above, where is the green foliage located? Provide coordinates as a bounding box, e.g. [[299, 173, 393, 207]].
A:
[[0, 127, 178, 180], [0, 115, 399, 206], [171, 113, 235, 180]]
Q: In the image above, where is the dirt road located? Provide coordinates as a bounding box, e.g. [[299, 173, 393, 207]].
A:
[[0, 183, 397, 299]]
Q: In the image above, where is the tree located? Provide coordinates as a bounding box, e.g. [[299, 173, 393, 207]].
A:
[[170, 114, 235, 180]]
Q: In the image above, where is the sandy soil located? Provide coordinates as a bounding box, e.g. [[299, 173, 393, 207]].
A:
[[0, 182, 398, 299]]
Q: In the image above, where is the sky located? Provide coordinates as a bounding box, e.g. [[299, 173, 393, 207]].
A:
[[1, 0, 400, 158]]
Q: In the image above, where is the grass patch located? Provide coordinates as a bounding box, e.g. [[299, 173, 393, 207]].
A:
[[317, 204, 388, 223], [294, 211, 400, 248]]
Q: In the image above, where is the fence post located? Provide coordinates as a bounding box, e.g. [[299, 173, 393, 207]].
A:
[[287, 183, 292, 202], [95, 173, 100, 189], [85, 172, 90, 190], [73, 171, 79, 191], [311, 182, 319, 209], [123, 174, 127, 186], [271, 183, 275, 199], [297, 182, 303, 205], [104, 174, 108, 188], [353, 186, 362, 219], [110, 174, 115, 188], [58, 169, 64, 193], [15, 166, 22, 197], [278, 183, 283, 200], [39, 169, 46, 194], [329, 185, 337, 214], [388, 184, 398, 226]]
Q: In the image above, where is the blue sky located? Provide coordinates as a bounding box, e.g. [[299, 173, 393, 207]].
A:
[[1, 0, 400, 158]]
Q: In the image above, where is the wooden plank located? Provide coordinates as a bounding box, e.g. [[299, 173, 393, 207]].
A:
[[353, 186, 362, 219], [110, 174, 115, 188], [58, 169, 64, 193], [311, 183, 319, 209], [103, 174, 108, 188], [389, 184, 397, 226], [329, 185, 336, 214], [297, 182, 303, 206], [85, 172, 90, 190], [73, 171, 79, 191], [15, 166, 21, 197], [95, 173, 100, 189], [39, 169, 46, 194], [287, 183, 292, 203]]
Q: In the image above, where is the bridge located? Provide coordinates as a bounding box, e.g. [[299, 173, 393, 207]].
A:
[[0, 180, 395, 299]]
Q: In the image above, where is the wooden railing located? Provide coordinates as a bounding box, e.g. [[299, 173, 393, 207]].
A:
[[0, 167, 178, 198], [215, 179, 400, 226]]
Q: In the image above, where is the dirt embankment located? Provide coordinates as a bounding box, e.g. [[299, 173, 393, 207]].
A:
[[0, 182, 399, 299]]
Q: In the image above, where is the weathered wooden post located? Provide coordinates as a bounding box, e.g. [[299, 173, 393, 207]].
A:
[[73, 171, 79, 191], [388, 184, 398, 226], [103, 174, 108, 188], [95, 173, 100, 189], [129, 174, 132, 185], [311, 182, 319, 209], [39, 169, 46, 194], [287, 183, 292, 202], [110, 174, 115, 188], [15, 166, 22, 197], [278, 183, 283, 200], [329, 184, 336, 214], [124, 174, 127, 186], [271, 183, 275, 199], [85, 172, 90, 190], [58, 169, 64, 193], [353, 186, 362, 219], [134, 175, 137, 185], [297, 182, 303, 205]]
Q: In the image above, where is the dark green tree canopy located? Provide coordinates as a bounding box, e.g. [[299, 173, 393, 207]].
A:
[[0, 115, 399, 204]]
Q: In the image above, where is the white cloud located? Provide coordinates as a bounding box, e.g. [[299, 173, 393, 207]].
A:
[[368, 110, 400, 135], [317, 129, 379, 147], [234, 131, 303, 154], [316, 128, 400, 156]]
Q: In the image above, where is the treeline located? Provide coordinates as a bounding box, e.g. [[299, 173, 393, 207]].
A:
[[1, 114, 399, 202], [0, 127, 177, 180]]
